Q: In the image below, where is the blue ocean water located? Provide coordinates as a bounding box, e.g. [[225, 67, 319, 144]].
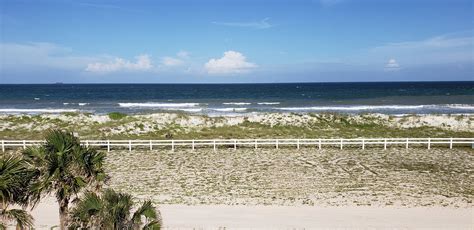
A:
[[0, 82, 473, 115]]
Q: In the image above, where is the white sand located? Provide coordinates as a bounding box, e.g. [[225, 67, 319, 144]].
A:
[[30, 198, 473, 229]]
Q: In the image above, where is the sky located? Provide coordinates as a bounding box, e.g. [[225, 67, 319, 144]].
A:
[[0, 0, 473, 83]]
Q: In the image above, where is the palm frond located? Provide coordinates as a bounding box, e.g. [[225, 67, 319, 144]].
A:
[[132, 200, 158, 224], [1, 208, 34, 229], [142, 220, 161, 230], [43, 129, 80, 155], [69, 191, 103, 225], [0, 154, 35, 206]]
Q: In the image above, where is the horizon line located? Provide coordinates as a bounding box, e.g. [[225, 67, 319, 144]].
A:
[[1, 80, 474, 85]]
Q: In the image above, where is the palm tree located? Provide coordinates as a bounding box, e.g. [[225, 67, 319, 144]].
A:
[[69, 189, 161, 229], [0, 154, 35, 229], [22, 129, 107, 230]]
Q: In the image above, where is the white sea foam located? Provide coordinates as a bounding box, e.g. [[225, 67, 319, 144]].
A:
[[165, 108, 203, 112], [212, 108, 248, 112], [277, 105, 426, 111], [118, 102, 199, 108], [222, 102, 251, 105], [63, 103, 70, 105], [78, 103, 89, 106], [257, 102, 280, 105], [445, 104, 474, 110], [0, 109, 78, 113]]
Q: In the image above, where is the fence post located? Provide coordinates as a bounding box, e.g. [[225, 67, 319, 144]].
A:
[[192, 140, 195, 151], [107, 140, 110, 152], [406, 138, 409, 149], [449, 137, 453, 149], [255, 139, 257, 149], [23, 140, 26, 149], [318, 139, 322, 150], [384, 139, 387, 150], [297, 139, 300, 150], [340, 139, 343, 150], [276, 139, 279, 149], [213, 140, 216, 151], [171, 140, 174, 152], [427, 138, 431, 150], [1, 140, 4, 152], [234, 139, 237, 150], [362, 139, 365, 150], [86, 140, 89, 148], [149, 140, 153, 151]]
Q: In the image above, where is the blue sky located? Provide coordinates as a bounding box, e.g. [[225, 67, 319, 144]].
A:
[[0, 0, 473, 83]]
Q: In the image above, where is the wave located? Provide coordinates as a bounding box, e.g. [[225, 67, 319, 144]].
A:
[[165, 108, 203, 112], [118, 102, 199, 108], [222, 102, 251, 105], [0, 109, 78, 113], [212, 108, 248, 112], [445, 104, 474, 110], [277, 105, 427, 111], [257, 102, 280, 105], [63, 103, 89, 106]]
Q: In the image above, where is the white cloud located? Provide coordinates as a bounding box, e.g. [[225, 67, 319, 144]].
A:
[[369, 32, 473, 67], [161, 57, 183, 67], [177, 51, 190, 59], [0, 42, 97, 71], [384, 58, 400, 71], [212, 18, 273, 29], [85, 54, 152, 73], [205, 51, 257, 74]]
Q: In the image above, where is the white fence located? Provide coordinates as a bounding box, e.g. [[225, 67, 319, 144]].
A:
[[1, 138, 473, 152]]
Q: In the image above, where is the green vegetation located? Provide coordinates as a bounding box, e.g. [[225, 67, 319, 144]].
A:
[[0, 113, 472, 140], [22, 130, 107, 229], [0, 129, 161, 229], [108, 112, 128, 120], [0, 155, 36, 229], [69, 189, 161, 229]]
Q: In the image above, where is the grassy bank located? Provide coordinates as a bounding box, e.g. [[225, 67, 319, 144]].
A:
[[0, 112, 472, 140]]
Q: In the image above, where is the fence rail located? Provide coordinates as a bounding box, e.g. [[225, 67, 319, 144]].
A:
[[1, 138, 473, 152]]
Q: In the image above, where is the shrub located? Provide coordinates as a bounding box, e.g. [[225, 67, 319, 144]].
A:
[[108, 112, 127, 120]]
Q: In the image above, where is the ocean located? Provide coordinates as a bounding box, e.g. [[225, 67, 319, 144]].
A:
[[0, 82, 473, 115]]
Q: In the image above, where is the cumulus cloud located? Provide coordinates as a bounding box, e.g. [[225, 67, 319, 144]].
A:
[[205, 51, 257, 74], [85, 54, 152, 73], [161, 57, 183, 66], [384, 58, 400, 71]]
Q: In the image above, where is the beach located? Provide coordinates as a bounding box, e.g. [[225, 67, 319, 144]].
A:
[[1, 112, 473, 229], [26, 146, 474, 229], [2, 0, 474, 228], [30, 201, 474, 229]]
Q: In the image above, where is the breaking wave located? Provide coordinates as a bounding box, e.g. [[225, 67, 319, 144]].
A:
[[118, 102, 200, 108]]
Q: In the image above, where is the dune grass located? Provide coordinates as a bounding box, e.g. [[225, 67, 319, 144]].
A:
[[0, 112, 472, 140]]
